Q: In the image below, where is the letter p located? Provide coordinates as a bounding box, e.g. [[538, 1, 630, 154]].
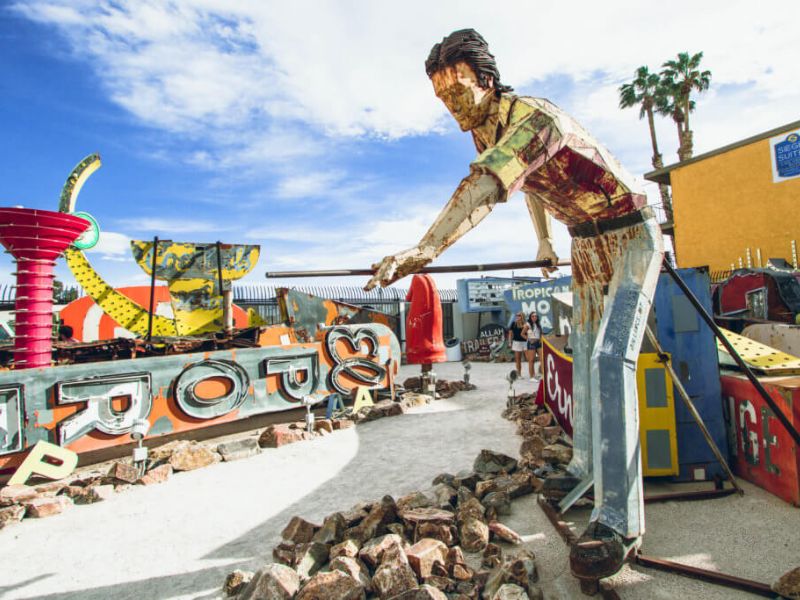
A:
[[8, 440, 78, 485]]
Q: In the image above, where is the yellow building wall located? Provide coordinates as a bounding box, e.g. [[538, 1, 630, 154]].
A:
[[672, 137, 800, 272]]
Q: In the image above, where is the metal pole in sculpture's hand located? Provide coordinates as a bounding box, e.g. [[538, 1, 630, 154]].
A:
[[265, 259, 570, 279]]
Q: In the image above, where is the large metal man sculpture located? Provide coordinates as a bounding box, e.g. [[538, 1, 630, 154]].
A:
[[365, 29, 664, 579]]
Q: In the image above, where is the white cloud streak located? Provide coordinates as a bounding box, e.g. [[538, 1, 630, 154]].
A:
[[12, 0, 798, 290]]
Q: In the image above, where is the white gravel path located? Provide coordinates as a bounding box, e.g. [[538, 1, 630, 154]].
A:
[[0, 361, 796, 599]]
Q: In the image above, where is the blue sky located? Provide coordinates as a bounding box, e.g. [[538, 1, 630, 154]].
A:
[[1, 1, 798, 292]]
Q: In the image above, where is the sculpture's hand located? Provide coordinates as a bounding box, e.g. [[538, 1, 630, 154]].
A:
[[364, 247, 429, 290], [536, 240, 559, 278]]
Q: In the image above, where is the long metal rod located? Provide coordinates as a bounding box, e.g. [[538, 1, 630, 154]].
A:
[[634, 555, 774, 597], [265, 259, 570, 278], [662, 259, 800, 447], [146, 236, 158, 340], [645, 326, 744, 495]]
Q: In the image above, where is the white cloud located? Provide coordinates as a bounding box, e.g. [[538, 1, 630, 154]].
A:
[[11, 0, 798, 292], [118, 217, 230, 234], [85, 231, 132, 260], [15, 0, 799, 148], [276, 171, 344, 199]]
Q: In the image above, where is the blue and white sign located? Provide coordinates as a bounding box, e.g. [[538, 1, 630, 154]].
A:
[[503, 276, 571, 334], [770, 129, 800, 183]]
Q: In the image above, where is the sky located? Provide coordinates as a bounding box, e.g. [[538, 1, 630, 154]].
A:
[[1, 0, 798, 295]]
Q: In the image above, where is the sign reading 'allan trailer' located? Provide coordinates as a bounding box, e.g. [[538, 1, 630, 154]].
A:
[[770, 130, 800, 183]]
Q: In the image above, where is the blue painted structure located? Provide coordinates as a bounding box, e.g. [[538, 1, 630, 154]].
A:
[[653, 266, 728, 482]]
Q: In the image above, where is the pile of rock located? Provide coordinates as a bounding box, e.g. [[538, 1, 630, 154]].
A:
[[502, 394, 572, 472], [0, 439, 233, 528], [402, 377, 476, 400], [0, 395, 433, 531], [223, 449, 544, 599]]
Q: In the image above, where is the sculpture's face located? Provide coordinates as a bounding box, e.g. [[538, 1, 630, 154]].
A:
[[430, 62, 494, 131]]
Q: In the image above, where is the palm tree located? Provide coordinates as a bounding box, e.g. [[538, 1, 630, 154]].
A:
[[661, 52, 711, 160], [655, 88, 696, 160], [619, 66, 674, 222]]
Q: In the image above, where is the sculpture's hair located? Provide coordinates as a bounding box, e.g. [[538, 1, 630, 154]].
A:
[[425, 29, 513, 95]]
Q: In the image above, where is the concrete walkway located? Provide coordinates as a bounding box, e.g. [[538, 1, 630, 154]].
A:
[[0, 362, 796, 599]]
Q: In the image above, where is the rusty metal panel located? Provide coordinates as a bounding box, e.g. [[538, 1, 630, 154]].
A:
[[722, 373, 800, 505], [131, 240, 260, 336], [277, 288, 398, 341], [0, 323, 400, 477]]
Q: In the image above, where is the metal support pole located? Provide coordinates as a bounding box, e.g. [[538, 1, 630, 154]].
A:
[[662, 259, 800, 447], [634, 554, 774, 597], [644, 326, 743, 495], [216, 241, 233, 335], [265, 259, 570, 278], [147, 236, 158, 340]]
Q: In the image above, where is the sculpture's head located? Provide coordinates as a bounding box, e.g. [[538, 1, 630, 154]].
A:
[[425, 29, 512, 131]]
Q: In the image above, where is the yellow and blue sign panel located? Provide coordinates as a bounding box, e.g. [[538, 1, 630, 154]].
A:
[[770, 129, 800, 183]]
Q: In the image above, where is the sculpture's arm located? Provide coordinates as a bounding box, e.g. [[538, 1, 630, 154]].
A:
[[524, 193, 559, 277], [364, 170, 503, 290], [364, 102, 564, 290]]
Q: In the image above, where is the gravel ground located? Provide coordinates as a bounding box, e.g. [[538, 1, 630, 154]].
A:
[[0, 361, 796, 599]]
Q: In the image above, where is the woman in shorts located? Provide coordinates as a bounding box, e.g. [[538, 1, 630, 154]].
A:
[[526, 312, 542, 380], [508, 312, 528, 376]]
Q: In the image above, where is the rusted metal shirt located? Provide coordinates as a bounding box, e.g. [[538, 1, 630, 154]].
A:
[[471, 94, 647, 226]]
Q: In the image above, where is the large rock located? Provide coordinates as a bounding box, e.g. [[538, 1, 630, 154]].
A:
[[347, 495, 397, 542], [72, 484, 115, 505], [223, 569, 253, 596], [358, 533, 404, 570], [429, 483, 457, 509], [519, 438, 545, 467], [0, 504, 26, 529], [482, 492, 511, 516], [446, 547, 474, 581], [391, 585, 448, 600], [137, 464, 172, 486], [483, 551, 539, 599], [415, 521, 457, 546], [147, 440, 189, 464], [169, 443, 221, 471], [281, 516, 320, 543], [272, 542, 296, 566], [259, 424, 311, 448], [423, 575, 455, 594], [397, 491, 433, 513], [488, 521, 522, 545], [773, 566, 800, 599], [459, 518, 489, 552], [341, 501, 372, 527], [400, 392, 433, 409], [295, 542, 330, 580], [329, 555, 372, 592], [406, 538, 448, 579], [330, 539, 360, 560], [24, 496, 72, 518], [491, 583, 529, 600], [238, 563, 299, 600], [453, 471, 481, 491], [0, 484, 37, 506], [431, 473, 456, 487], [313, 513, 346, 545], [296, 570, 365, 600], [107, 461, 140, 484], [541, 443, 572, 466], [473, 450, 517, 475], [217, 438, 261, 462], [482, 543, 503, 569], [371, 545, 418, 599]]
